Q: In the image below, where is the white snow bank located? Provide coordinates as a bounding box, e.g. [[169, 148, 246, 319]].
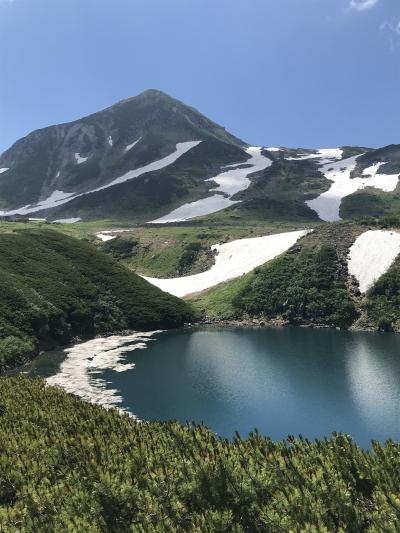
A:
[[149, 146, 272, 223], [108, 136, 113, 147], [96, 232, 117, 242], [348, 230, 400, 293], [286, 148, 343, 164], [307, 157, 400, 222], [93, 140, 201, 192], [47, 332, 160, 411], [0, 190, 77, 217], [0, 168, 9, 174], [125, 137, 141, 152], [74, 153, 89, 164], [53, 217, 81, 224], [144, 230, 309, 297], [266, 147, 281, 152], [0, 141, 201, 216]]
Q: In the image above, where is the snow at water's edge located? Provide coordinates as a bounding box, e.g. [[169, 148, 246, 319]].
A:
[[144, 230, 310, 297], [0, 141, 202, 216], [149, 147, 272, 223], [348, 230, 400, 293], [46, 332, 161, 413]]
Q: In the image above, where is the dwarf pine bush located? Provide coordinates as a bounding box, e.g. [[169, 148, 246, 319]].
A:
[[0, 376, 399, 531]]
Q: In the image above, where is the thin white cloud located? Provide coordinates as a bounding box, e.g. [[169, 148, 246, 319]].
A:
[[350, 0, 379, 11], [380, 18, 400, 49]]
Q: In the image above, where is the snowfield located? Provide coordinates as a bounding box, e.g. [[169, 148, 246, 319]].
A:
[[149, 147, 272, 223], [93, 141, 201, 192], [96, 232, 117, 242], [74, 153, 89, 164], [306, 156, 400, 222], [47, 332, 160, 411], [53, 217, 81, 224], [125, 137, 142, 152], [286, 148, 343, 164], [348, 230, 400, 293], [0, 141, 201, 216], [0, 168, 9, 174], [0, 190, 78, 217], [144, 230, 309, 297]]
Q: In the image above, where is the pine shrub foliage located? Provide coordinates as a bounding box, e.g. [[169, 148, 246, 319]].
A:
[[0, 376, 399, 532]]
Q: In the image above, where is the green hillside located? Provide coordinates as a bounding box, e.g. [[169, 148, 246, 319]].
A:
[[0, 229, 194, 370], [192, 222, 400, 331], [0, 376, 399, 531]]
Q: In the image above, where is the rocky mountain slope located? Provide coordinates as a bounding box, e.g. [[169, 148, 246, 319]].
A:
[[0, 91, 399, 222], [0, 90, 246, 216]]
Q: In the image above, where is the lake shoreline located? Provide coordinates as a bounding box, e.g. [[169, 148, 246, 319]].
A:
[[4, 316, 393, 377], [18, 324, 400, 447], [195, 317, 385, 334]]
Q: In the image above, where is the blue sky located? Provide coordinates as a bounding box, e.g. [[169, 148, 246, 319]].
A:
[[0, 0, 399, 152]]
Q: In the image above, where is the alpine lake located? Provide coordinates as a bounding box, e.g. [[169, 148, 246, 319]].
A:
[[22, 326, 400, 448]]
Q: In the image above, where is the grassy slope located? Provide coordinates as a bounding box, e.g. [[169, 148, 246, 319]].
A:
[[192, 223, 365, 328], [0, 376, 399, 531], [7, 220, 312, 278], [0, 228, 194, 370], [99, 224, 309, 277]]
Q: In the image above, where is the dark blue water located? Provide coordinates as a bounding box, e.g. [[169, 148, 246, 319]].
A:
[[26, 327, 400, 447]]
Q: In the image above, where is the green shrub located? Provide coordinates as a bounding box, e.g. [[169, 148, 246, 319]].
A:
[[364, 262, 400, 331], [234, 245, 357, 328], [0, 336, 34, 368], [102, 236, 139, 259], [177, 241, 202, 273], [0, 229, 194, 368], [0, 376, 399, 531]]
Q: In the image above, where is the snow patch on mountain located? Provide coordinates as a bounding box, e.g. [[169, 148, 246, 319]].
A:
[[307, 157, 400, 222], [53, 217, 81, 224], [108, 136, 113, 147], [144, 230, 309, 297], [0, 168, 9, 174], [286, 148, 343, 164], [0, 190, 77, 216], [74, 153, 89, 164], [0, 141, 202, 216], [94, 141, 201, 192], [149, 146, 272, 223], [96, 233, 117, 242], [125, 138, 141, 152], [348, 230, 400, 293]]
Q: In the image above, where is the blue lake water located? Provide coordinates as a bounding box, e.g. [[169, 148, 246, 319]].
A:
[[25, 327, 400, 447]]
